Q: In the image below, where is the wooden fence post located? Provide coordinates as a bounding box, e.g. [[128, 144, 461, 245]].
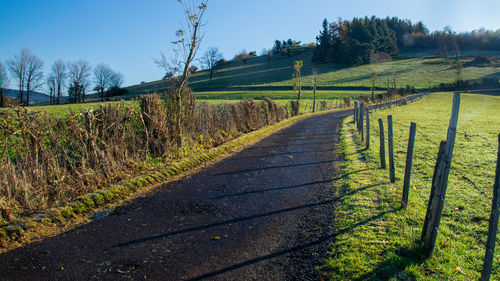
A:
[[480, 134, 500, 281], [360, 103, 364, 141], [388, 115, 395, 183], [378, 119, 386, 169], [421, 92, 461, 257], [402, 122, 417, 209], [421, 141, 448, 256], [354, 101, 359, 124], [366, 109, 370, 149]]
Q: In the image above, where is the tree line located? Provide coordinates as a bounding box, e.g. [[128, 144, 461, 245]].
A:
[[313, 16, 500, 65], [0, 48, 125, 107]]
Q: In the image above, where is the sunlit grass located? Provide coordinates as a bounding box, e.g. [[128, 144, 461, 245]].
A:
[[324, 92, 500, 280]]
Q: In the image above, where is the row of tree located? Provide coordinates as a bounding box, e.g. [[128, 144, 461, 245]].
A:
[[313, 16, 500, 66], [0, 48, 125, 107]]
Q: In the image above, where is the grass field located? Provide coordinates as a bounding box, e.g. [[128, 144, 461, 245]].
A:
[[124, 48, 500, 98], [33, 48, 500, 117], [324, 92, 500, 280], [28, 95, 358, 117]]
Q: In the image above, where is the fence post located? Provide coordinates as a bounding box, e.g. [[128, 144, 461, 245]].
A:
[[421, 141, 448, 256], [360, 103, 364, 141], [480, 134, 500, 281], [366, 109, 370, 149], [402, 122, 417, 209], [354, 101, 359, 125], [421, 92, 460, 257], [378, 119, 386, 169], [388, 115, 395, 183]]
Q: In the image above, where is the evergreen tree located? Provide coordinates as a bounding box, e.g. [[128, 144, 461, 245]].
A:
[[312, 19, 333, 63]]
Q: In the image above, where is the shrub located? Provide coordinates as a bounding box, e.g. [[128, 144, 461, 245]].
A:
[[290, 100, 300, 116], [0, 96, 288, 222]]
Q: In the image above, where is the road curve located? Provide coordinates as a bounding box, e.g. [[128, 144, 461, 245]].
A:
[[0, 110, 351, 281]]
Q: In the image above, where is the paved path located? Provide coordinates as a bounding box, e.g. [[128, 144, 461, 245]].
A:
[[0, 110, 351, 281]]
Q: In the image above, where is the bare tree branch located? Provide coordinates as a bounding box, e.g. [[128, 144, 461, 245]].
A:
[[68, 60, 92, 103], [93, 63, 113, 101], [200, 47, 223, 86], [6, 48, 29, 104], [50, 60, 66, 104]]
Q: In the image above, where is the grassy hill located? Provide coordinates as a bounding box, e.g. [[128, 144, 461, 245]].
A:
[[30, 48, 500, 116], [121, 48, 500, 100]]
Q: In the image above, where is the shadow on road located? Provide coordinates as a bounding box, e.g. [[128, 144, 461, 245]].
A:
[[185, 208, 399, 281], [212, 159, 341, 176]]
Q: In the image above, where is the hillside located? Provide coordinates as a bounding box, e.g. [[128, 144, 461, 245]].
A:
[[37, 48, 500, 107], [120, 48, 500, 101], [3, 89, 50, 103]]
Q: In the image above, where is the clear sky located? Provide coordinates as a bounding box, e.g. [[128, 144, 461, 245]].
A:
[[1, 0, 499, 90]]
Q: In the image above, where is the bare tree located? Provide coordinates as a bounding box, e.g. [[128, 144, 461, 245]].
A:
[[7, 48, 28, 104], [8, 49, 45, 106], [50, 60, 66, 104], [200, 47, 223, 86], [0, 62, 9, 107], [20, 49, 44, 106], [110, 71, 124, 88], [93, 63, 113, 101], [68, 60, 91, 103], [153, 53, 181, 79], [154, 0, 208, 147]]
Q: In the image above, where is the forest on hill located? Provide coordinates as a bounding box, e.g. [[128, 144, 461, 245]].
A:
[[313, 16, 500, 65]]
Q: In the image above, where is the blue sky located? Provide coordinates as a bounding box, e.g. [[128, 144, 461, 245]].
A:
[[1, 0, 499, 90]]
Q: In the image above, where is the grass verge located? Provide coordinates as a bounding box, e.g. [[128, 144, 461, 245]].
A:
[[323, 92, 500, 280]]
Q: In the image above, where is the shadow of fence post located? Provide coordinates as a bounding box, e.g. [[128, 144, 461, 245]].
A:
[[402, 122, 417, 209], [481, 133, 500, 281]]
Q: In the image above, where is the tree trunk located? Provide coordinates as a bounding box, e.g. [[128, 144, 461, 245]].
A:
[[19, 86, 23, 105], [57, 85, 61, 104], [26, 84, 30, 106], [298, 75, 302, 101]]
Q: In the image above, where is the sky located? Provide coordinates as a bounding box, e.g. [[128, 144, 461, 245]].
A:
[[1, 0, 499, 91]]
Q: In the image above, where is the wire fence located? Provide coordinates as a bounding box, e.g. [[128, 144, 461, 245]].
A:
[[351, 93, 500, 280]]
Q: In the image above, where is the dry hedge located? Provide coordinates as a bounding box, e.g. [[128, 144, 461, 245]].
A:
[[0, 96, 288, 222]]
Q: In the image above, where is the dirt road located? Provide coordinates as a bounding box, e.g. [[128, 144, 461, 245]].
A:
[[0, 110, 351, 281]]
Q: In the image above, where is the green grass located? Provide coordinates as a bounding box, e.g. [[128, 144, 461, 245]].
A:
[[32, 48, 500, 118], [29, 95, 358, 117], [125, 48, 500, 97], [324, 92, 500, 280], [263, 56, 500, 90], [193, 90, 378, 100], [28, 101, 140, 117]]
